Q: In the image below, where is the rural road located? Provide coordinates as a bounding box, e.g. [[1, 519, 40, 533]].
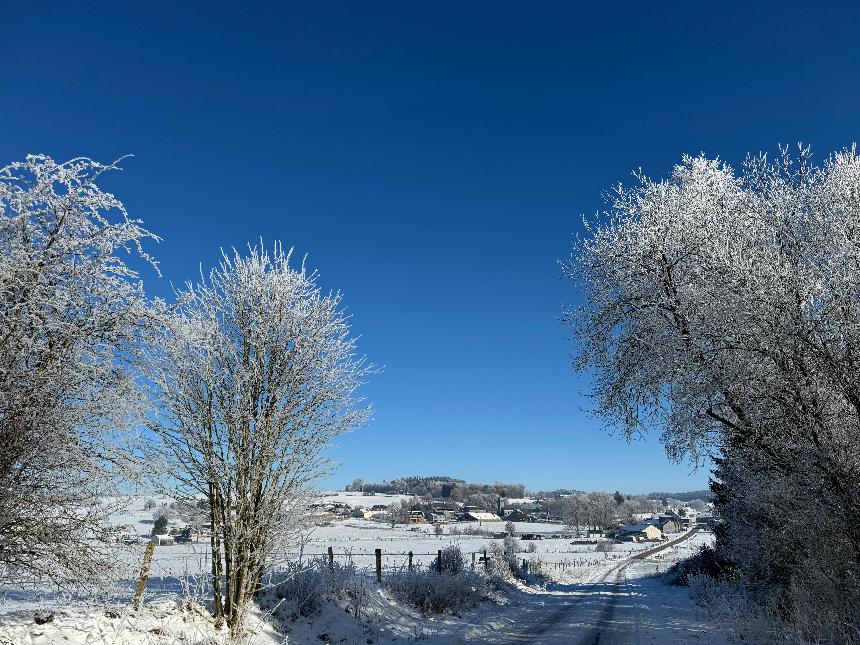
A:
[[473, 528, 703, 645]]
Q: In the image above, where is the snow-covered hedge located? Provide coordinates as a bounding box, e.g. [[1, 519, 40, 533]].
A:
[[385, 547, 489, 614], [385, 568, 488, 615], [258, 557, 361, 621]]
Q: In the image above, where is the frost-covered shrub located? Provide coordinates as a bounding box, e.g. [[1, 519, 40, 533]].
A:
[[258, 557, 358, 621], [663, 545, 734, 587], [502, 535, 520, 556], [385, 568, 488, 615], [438, 545, 466, 574], [686, 566, 860, 644], [687, 575, 804, 644], [487, 542, 517, 577]]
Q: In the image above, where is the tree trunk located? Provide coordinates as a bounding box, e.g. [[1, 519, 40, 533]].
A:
[[208, 482, 224, 625]]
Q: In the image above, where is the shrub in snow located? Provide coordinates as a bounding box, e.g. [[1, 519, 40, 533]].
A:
[[385, 568, 488, 615], [663, 545, 734, 587], [438, 544, 466, 574], [502, 535, 520, 556], [486, 542, 517, 578], [258, 557, 361, 622]]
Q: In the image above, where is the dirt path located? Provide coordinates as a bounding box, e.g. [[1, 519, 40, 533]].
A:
[[473, 529, 703, 645]]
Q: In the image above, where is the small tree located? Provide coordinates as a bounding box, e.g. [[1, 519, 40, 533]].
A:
[[388, 500, 409, 528], [504, 521, 516, 537], [152, 516, 168, 536], [152, 505, 177, 522], [143, 499, 157, 511], [144, 243, 372, 632]]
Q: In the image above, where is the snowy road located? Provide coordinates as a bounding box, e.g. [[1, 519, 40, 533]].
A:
[[458, 529, 727, 645]]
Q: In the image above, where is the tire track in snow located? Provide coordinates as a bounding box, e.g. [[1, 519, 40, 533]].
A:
[[577, 528, 701, 645], [484, 528, 701, 644]]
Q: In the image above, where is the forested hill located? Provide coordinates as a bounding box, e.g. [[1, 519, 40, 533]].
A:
[[348, 475, 526, 500], [646, 490, 714, 502]]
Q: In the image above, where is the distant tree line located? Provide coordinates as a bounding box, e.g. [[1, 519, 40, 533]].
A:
[[646, 490, 713, 503], [347, 475, 526, 502], [550, 492, 663, 533]]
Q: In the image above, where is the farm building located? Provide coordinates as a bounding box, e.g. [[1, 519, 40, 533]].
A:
[[618, 521, 663, 542], [696, 513, 715, 528], [656, 517, 680, 534], [424, 508, 459, 523], [153, 534, 175, 546], [408, 510, 427, 524], [587, 528, 612, 538], [502, 508, 533, 522]]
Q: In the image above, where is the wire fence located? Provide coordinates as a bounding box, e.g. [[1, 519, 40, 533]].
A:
[[136, 529, 700, 588]]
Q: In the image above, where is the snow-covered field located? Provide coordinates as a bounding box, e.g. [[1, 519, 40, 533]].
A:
[[0, 496, 721, 644], [317, 491, 414, 508]]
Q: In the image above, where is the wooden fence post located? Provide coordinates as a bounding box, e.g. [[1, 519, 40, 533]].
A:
[[408, 551, 413, 571], [483, 549, 488, 572], [437, 549, 442, 574], [328, 546, 334, 571], [133, 540, 156, 611], [471, 552, 475, 570], [375, 548, 382, 583]]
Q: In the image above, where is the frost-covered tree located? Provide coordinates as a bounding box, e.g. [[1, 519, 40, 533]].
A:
[[144, 243, 372, 631], [568, 146, 860, 638], [555, 494, 587, 536], [0, 155, 158, 590], [151, 516, 168, 536]]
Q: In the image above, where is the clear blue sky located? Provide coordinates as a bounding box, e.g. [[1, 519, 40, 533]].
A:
[[2, 2, 858, 494]]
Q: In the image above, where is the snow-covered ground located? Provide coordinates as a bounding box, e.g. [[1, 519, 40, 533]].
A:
[[0, 496, 722, 644]]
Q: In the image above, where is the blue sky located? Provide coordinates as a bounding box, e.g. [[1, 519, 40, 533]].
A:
[[2, 2, 858, 493]]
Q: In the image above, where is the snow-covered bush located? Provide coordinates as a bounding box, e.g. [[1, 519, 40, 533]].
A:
[[385, 567, 488, 615], [663, 545, 734, 587], [258, 557, 360, 621], [386, 548, 489, 614], [502, 535, 520, 556], [438, 544, 466, 574]]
